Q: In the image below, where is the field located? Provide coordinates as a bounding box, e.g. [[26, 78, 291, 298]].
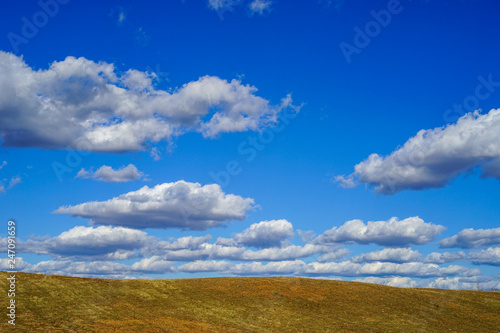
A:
[[1, 272, 499, 332]]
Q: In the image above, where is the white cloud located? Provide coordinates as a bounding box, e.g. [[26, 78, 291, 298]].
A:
[[176, 258, 480, 278], [177, 260, 234, 273], [76, 164, 145, 182], [208, 0, 239, 11], [427, 277, 500, 290], [161, 235, 213, 251], [160, 243, 244, 261], [146, 237, 335, 263], [468, 247, 500, 266], [249, 0, 272, 15], [8, 175, 21, 187], [150, 147, 161, 161], [130, 256, 175, 273], [439, 227, 500, 248], [0, 52, 298, 152], [297, 229, 316, 242], [316, 248, 350, 262], [0, 257, 32, 271], [233, 219, 293, 248], [355, 276, 418, 288], [239, 244, 327, 261], [0, 161, 6, 170], [117, 8, 126, 25], [7, 218, 493, 287], [11, 220, 330, 263], [305, 261, 480, 278], [351, 248, 422, 263], [31, 260, 128, 276], [28, 256, 175, 276], [423, 251, 466, 264], [53, 181, 255, 230], [336, 109, 500, 194], [145, 236, 329, 262], [313, 217, 445, 246], [20, 226, 151, 260], [0, 175, 22, 193]]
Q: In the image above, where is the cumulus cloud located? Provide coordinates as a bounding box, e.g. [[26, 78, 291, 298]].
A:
[[11, 220, 329, 263], [249, 0, 272, 15], [355, 276, 419, 288], [239, 244, 327, 261], [351, 248, 422, 263], [145, 236, 327, 262], [313, 217, 445, 247], [336, 109, 500, 194], [427, 277, 500, 290], [423, 251, 466, 264], [76, 164, 145, 182], [177, 260, 234, 273], [30, 258, 175, 276], [316, 248, 350, 262], [149, 242, 325, 262], [130, 256, 175, 273], [0, 257, 32, 271], [0, 52, 298, 152], [7, 216, 493, 287], [53, 181, 255, 230], [35, 260, 130, 276], [468, 247, 500, 266], [20, 226, 152, 261], [439, 227, 500, 248], [176, 258, 481, 278], [160, 243, 244, 261], [160, 235, 213, 251], [305, 261, 480, 278], [233, 219, 293, 248]]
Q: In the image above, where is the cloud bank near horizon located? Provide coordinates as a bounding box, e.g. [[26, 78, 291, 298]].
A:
[[6, 217, 499, 290]]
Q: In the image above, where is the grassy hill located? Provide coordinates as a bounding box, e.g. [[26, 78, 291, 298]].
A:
[[1, 272, 499, 332]]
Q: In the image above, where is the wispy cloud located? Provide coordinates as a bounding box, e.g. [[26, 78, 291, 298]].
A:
[[248, 0, 272, 15], [118, 7, 126, 25], [0, 175, 22, 193]]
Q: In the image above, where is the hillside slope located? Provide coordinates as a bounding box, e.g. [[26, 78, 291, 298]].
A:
[[1, 272, 499, 332]]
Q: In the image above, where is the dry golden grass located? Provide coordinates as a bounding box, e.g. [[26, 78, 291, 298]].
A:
[[1, 272, 500, 332]]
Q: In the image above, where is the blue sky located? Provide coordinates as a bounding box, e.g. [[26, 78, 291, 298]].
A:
[[0, 0, 499, 289]]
